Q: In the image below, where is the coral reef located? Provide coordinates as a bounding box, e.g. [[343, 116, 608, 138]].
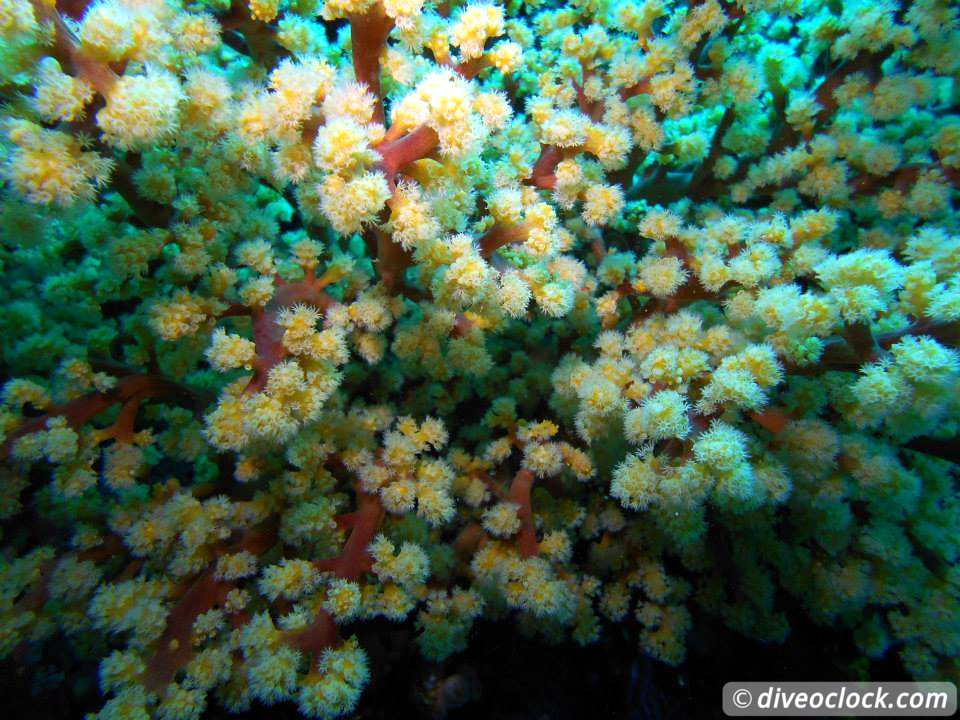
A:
[[0, 0, 958, 716]]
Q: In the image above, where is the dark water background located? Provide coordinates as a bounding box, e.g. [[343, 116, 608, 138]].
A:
[[1, 609, 905, 720]]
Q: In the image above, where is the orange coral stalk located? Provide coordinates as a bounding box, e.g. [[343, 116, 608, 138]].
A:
[[1, 374, 196, 460], [525, 144, 567, 189], [244, 275, 336, 393], [28, 0, 118, 96], [749, 407, 793, 435], [366, 127, 440, 291], [144, 572, 233, 692], [451, 313, 476, 338], [289, 609, 339, 657], [376, 125, 441, 183], [509, 469, 537, 558], [618, 77, 652, 102], [144, 522, 278, 693], [350, 5, 394, 126], [453, 522, 486, 558], [478, 222, 528, 259], [814, 49, 890, 131], [456, 55, 489, 80], [316, 485, 385, 580], [285, 486, 385, 664], [372, 224, 414, 293], [688, 106, 735, 199], [572, 77, 603, 121]]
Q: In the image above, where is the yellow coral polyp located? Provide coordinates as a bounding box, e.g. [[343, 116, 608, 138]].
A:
[[97, 69, 184, 150]]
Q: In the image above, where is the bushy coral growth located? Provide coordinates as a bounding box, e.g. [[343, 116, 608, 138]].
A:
[[0, 0, 959, 715]]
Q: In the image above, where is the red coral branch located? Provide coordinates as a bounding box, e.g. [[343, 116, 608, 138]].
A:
[[786, 321, 960, 375], [456, 56, 489, 80], [1, 374, 196, 460], [376, 125, 440, 183], [688, 105, 735, 198], [625, 238, 722, 319], [364, 126, 440, 291], [143, 522, 278, 693], [478, 222, 529, 259], [814, 49, 890, 131], [525, 144, 574, 189], [451, 313, 476, 338], [572, 77, 603, 121], [372, 224, 415, 294], [144, 572, 232, 693], [283, 485, 385, 665], [876, 321, 960, 351], [509, 469, 538, 558], [316, 484, 385, 580], [850, 163, 960, 197], [288, 609, 339, 656], [619, 78, 652, 102], [28, 0, 117, 95], [242, 272, 336, 393], [454, 522, 486, 558], [350, 5, 394, 126], [749, 407, 794, 435]]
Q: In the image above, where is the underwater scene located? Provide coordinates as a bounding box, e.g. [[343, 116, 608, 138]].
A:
[[0, 0, 958, 716]]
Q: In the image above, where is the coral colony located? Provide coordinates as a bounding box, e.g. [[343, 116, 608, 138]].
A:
[[0, 0, 958, 716]]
